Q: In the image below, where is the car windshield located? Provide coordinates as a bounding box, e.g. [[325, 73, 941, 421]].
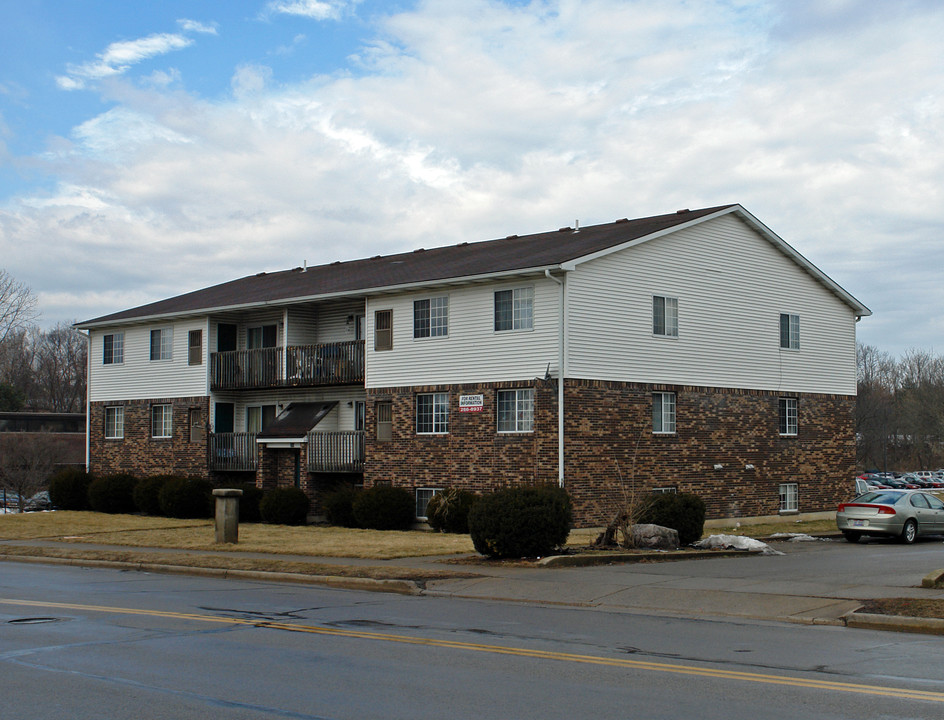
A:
[[855, 491, 905, 505]]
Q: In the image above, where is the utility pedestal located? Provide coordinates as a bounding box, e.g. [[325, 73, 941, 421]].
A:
[[213, 488, 243, 544]]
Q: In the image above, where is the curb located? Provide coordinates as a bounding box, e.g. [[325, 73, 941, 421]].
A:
[[537, 549, 755, 567], [0, 553, 421, 596], [844, 611, 944, 636]]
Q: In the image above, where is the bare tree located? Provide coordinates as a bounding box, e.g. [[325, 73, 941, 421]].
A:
[[0, 269, 39, 346], [33, 322, 88, 412], [0, 433, 63, 512]]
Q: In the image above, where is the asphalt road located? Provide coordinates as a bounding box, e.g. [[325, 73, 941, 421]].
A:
[[3, 560, 944, 719]]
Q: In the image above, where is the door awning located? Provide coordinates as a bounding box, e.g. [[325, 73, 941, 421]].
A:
[[256, 402, 337, 447]]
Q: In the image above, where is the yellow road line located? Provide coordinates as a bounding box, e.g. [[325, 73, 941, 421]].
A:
[[4, 597, 943, 703]]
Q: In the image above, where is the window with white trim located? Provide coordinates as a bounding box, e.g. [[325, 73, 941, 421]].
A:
[[150, 328, 172, 361], [416, 393, 449, 434], [494, 287, 534, 331], [151, 404, 172, 438], [374, 310, 392, 351], [779, 313, 800, 349], [652, 392, 676, 434], [103, 333, 124, 365], [188, 330, 202, 365], [414, 297, 448, 338], [416, 488, 440, 520], [104, 406, 124, 439], [779, 397, 798, 436], [653, 296, 678, 337], [376, 401, 392, 441], [779, 483, 798, 512], [497, 389, 534, 433]]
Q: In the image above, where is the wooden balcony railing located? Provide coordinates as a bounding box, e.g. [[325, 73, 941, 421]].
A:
[[209, 432, 257, 471], [307, 431, 365, 473], [210, 341, 364, 391]]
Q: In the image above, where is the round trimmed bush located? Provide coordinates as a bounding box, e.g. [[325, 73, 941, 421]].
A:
[[159, 477, 214, 518], [235, 483, 264, 523], [88, 473, 138, 514], [260, 487, 310, 525], [322, 486, 359, 528], [468, 485, 572, 558], [48, 467, 93, 510], [637, 492, 706, 545], [352, 485, 415, 530], [426, 488, 477, 534], [134, 475, 174, 516]]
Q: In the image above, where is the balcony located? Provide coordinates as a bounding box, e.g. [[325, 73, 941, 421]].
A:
[[209, 430, 365, 474], [210, 340, 364, 391]]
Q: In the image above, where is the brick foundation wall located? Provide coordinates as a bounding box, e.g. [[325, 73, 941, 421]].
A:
[[89, 397, 210, 479], [365, 380, 855, 526]]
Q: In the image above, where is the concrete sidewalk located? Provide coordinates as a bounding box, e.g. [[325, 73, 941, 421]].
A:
[[3, 536, 944, 632]]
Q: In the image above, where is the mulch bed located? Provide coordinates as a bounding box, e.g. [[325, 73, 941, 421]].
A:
[[857, 598, 944, 619]]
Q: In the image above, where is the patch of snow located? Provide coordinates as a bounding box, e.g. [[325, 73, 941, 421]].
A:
[[693, 534, 784, 556], [768, 532, 823, 542]]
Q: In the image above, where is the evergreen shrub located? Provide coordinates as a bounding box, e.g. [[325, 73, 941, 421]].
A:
[[87, 473, 138, 514], [48, 467, 93, 510], [637, 492, 706, 545], [158, 477, 214, 518], [351, 484, 415, 531], [322, 486, 359, 528], [468, 485, 572, 558], [259, 487, 310, 525], [235, 483, 264, 523], [426, 488, 477, 534], [133, 475, 175, 516]]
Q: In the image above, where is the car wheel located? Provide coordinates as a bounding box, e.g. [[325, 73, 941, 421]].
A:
[[842, 531, 862, 543], [900, 519, 918, 544]]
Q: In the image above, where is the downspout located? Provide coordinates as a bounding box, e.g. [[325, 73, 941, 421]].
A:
[[83, 329, 91, 472], [545, 269, 566, 488]]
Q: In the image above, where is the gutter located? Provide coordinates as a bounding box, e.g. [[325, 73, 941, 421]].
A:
[[545, 269, 566, 488]]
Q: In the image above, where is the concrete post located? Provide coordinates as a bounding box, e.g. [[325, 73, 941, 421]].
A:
[[213, 488, 243, 544]]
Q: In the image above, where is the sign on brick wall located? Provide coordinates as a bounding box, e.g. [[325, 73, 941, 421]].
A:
[[458, 394, 484, 413]]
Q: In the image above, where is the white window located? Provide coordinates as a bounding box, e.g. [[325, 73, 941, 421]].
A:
[[188, 330, 202, 365], [103, 333, 124, 365], [374, 310, 393, 351], [151, 404, 172, 438], [779, 398, 798, 436], [652, 392, 676, 434], [104, 406, 124, 439], [416, 393, 449, 434], [247, 405, 276, 433], [376, 400, 392, 441], [416, 488, 440, 520], [150, 328, 173, 361], [248, 324, 277, 349], [414, 297, 448, 338], [780, 313, 800, 349], [779, 483, 798, 512], [497, 389, 535, 433], [494, 287, 534, 331], [653, 296, 678, 337]]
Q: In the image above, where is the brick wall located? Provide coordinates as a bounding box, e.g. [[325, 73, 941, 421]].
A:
[[365, 380, 855, 526], [89, 397, 210, 479]]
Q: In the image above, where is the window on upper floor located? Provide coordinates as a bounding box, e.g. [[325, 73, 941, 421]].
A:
[[374, 310, 392, 351], [653, 296, 678, 337], [780, 313, 800, 349], [151, 404, 172, 438], [104, 406, 124, 439], [497, 389, 535, 433], [247, 324, 277, 349], [652, 392, 676, 434], [103, 333, 124, 365], [414, 297, 448, 338], [416, 392, 449, 434], [494, 287, 534, 331], [188, 330, 203, 365], [779, 397, 798, 436], [150, 328, 172, 361], [247, 405, 276, 433]]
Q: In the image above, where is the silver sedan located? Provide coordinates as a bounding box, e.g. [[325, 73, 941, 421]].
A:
[[836, 490, 944, 543]]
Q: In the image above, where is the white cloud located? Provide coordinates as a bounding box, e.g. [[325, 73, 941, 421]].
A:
[[4, 0, 944, 355], [177, 19, 218, 35], [265, 0, 356, 21], [56, 33, 194, 90]]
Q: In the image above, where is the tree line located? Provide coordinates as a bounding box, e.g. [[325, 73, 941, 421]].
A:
[[0, 269, 87, 413], [857, 343, 944, 472]]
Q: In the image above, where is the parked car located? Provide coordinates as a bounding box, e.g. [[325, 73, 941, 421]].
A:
[[836, 490, 944, 543], [25, 491, 52, 511], [880, 477, 920, 490], [864, 477, 890, 490]]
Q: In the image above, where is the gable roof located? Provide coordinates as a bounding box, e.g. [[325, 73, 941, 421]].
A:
[[76, 204, 869, 328]]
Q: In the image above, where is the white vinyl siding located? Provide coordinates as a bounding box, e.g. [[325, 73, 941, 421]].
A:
[[88, 319, 210, 402], [566, 214, 858, 395], [366, 277, 560, 388]]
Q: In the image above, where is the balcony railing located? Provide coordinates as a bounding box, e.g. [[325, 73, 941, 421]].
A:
[[308, 431, 365, 473], [210, 341, 364, 391], [209, 432, 257, 471]]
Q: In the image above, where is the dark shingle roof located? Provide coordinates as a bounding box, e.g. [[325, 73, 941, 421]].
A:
[[78, 206, 735, 327]]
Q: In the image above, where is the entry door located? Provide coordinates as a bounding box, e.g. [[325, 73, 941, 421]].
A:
[[214, 403, 235, 433], [217, 324, 237, 352]]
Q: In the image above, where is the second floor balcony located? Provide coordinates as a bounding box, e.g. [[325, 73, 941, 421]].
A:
[[210, 340, 364, 391]]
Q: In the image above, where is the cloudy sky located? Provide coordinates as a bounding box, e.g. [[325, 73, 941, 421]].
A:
[[0, 0, 942, 357]]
